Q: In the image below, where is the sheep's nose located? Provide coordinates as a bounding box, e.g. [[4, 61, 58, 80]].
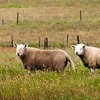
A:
[[17, 53, 20, 56], [76, 52, 78, 55]]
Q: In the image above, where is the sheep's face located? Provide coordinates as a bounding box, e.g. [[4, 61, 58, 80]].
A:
[[71, 44, 85, 56], [14, 43, 28, 57]]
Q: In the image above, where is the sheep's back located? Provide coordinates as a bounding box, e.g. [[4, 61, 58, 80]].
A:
[[82, 46, 100, 67], [35, 49, 67, 67]]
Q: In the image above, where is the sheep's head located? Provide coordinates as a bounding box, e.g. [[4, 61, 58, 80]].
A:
[[71, 44, 85, 56], [14, 43, 28, 57]]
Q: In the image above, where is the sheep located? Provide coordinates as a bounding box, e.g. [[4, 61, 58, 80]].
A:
[[71, 43, 100, 73], [14, 43, 75, 74]]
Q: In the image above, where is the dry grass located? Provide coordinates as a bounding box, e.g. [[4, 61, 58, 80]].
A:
[[0, 7, 100, 46], [0, 0, 99, 47]]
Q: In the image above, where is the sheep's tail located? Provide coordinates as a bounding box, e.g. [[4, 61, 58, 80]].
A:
[[66, 55, 76, 72]]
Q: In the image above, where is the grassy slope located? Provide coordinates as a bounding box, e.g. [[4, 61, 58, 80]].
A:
[[0, 0, 100, 99]]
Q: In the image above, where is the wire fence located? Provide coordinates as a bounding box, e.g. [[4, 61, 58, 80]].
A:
[[0, 9, 100, 48], [0, 34, 100, 49]]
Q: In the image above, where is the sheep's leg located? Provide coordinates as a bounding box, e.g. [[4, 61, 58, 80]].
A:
[[56, 70, 64, 74], [88, 63, 95, 73], [27, 66, 35, 74], [44, 67, 51, 72], [89, 68, 94, 73], [24, 65, 27, 69], [61, 70, 64, 74], [31, 69, 36, 74], [56, 67, 64, 74], [22, 64, 27, 69], [28, 69, 35, 74], [28, 70, 31, 75]]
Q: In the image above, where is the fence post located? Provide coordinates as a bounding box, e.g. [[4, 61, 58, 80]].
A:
[[44, 37, 48, 50], [77, 36, 80, 44], [17, 12, 19, 24], [66, 35, 69, 47], [11, 35, 13, 47], [80, 10, 82, 21], [38, 37, 40, 48], [2, 19, 4, 25]]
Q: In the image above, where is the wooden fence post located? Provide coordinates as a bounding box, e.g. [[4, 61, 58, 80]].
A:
[[44, 37, 48, 50], [17, 12, 19, 24], [2, 19, 4, 25], [80, 10, 82, 21], [38, 37, 40, 48], [77, 36, 80, 44], [66, 35, 69, 47], [11, 35, 13, 47]]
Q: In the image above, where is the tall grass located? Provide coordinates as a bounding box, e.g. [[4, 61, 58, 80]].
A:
[[0, 47, 100, 99], [0, 0, 100, 99]]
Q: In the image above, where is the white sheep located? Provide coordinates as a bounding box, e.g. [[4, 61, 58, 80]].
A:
[[71, 43, 100, 73], [14, 43, 75, 74]]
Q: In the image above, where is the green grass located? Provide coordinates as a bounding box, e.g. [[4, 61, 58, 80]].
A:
[[0, 20, 99, 30], [0, 49, 100, 100], [0, 0, 100, 99], [1, 64, 100, 100], [0, 4, 29, 8], [0, 0, 99, 8]]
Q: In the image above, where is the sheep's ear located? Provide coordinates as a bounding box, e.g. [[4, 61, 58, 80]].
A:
[[24, 44, 28, 48], [13, 43, 17, 47], [71, 45, 75, 49], [83, 45, 85, 48]]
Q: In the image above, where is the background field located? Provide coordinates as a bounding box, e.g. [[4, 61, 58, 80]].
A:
[[0, 0, 100, 100], [0, 0, 100, 47]]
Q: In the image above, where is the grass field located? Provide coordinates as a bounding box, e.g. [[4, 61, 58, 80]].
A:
[[0, 0, 100, 100], [0, 0, 100, 47], [0, 47, 100, 100]]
